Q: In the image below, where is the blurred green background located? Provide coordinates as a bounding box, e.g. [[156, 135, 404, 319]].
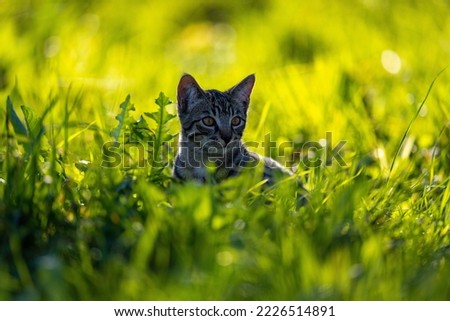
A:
[[1, 0, 449, 153], [0, 0, 449, 300]]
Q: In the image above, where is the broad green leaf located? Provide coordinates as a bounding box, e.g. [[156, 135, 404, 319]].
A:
[[145, 92, 175, 124], [144, 111, 159, 123], [20, 105, 40, 139], [162, 133, 177, 142], [129, 116, 155, 142], [155, 91, 172, 108], [144, 110, 176, 125], [6, 96, 27, 137], [111, 94, 135, 141]]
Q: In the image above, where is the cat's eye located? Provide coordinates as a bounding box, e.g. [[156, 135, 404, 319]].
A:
[[202, 117, 215, 126], [231, 117, 242, 126]]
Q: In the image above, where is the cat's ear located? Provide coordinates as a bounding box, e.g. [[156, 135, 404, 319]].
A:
[[229, 74, 255, 109], [177, 74, 205, 113]]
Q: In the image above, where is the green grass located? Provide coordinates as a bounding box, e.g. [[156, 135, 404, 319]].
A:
[[0, 0, 449, 300]]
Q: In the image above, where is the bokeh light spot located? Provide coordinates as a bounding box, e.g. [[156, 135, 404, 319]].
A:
[[381, 49, 402, 74], [44, 36, 61, 58], [216, 251, 234, 267]]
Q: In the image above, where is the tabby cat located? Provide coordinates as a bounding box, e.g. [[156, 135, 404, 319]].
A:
[[173, 73, 295, 185]]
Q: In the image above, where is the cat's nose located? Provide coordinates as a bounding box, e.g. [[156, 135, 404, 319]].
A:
[[220, 129, 232, 145]]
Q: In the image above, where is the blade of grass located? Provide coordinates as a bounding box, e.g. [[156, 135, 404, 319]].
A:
[[6, 96, 27, 137], [60, 84, 84, 157], [56, 120, 97, 148], [253, 101, 271, 139], [429, 121, 449, 186], [24, 95, 59, 211], [440, 178, 450, 216], [387, 67, 446, 183]]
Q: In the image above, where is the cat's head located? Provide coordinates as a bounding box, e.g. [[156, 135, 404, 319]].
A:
[[177, 73, 255, 151]]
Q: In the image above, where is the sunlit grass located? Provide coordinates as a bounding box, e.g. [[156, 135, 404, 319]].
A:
[[0, 0, 449, 300]]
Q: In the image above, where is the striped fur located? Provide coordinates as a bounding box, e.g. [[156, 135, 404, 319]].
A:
[[173, 74, 293, 185]]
